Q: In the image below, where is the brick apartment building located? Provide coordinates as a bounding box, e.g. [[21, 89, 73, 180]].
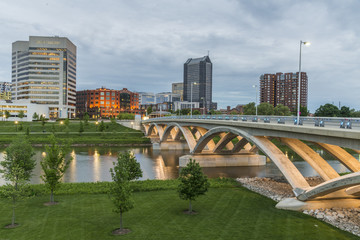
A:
[[259, 72, 308, 112], [76, 88, 140, 118]]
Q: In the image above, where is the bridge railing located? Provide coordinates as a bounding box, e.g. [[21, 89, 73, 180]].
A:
[[144, 115, 360, 130]]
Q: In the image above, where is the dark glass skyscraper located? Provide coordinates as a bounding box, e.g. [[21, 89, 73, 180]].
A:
[[183, 56, 212, 110]]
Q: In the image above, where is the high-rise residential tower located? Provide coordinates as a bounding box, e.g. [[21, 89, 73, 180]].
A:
[[12, 36, 76, 118], [183, 56, 212, 110], [259, 72, 308, 112]]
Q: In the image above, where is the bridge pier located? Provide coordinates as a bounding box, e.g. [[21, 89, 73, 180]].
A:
[[179, 153, 266, 167], [153, 141, 190, 150], [276, 197, 360, 211]]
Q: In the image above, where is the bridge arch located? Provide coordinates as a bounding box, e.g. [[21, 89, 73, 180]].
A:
[[193, 126, 311, 191], [146, 123, 165, 137], [160, 123, 197, 152]]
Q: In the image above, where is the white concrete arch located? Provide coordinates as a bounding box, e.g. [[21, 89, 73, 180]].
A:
[[160, 123, 197, 152], [147, 123, 166, 137], [192, 126, 310, 191]]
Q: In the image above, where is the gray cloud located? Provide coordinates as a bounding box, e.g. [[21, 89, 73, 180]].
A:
[[0, 0, 359, 112]]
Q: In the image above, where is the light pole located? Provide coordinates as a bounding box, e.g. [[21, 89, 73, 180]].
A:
[[190, 82, 197, 117], [252, 85, 258, 116], [201, 97, 205, 115], [297, 40, 311, 125]]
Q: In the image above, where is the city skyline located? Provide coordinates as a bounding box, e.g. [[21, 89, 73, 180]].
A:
[[1, 1, 360, 112]]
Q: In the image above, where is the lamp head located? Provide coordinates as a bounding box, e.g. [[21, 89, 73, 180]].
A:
[[303, 41, 311, 46]]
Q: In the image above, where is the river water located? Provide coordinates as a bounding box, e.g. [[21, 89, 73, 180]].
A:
[[0, 146, 358, 185]]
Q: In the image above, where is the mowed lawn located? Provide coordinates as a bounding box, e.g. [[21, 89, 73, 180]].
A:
[[0, 187, 358, 240]]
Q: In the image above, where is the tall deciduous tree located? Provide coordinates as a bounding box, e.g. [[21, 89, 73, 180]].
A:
[[315, 104, 340, 117], [0, 137, 35, 227], [340, 106, 351, 117], [243, 102, 256, 115], [178, 158, 210, 213], [274, 104, 291, 116], [40, 135, 72, 204], [257, 102, 274, 115]]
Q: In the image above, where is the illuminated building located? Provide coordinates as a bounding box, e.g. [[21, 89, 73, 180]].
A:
[[76, 88, 140, 118], [12, 36, 76, 119]]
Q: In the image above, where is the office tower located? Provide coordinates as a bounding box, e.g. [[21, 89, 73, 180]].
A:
[[76, 88, 140, 118], [259, 72, 308, 112], [183, 56, 212, 110], [12, 36, 76, 118], [172, 82, 183, 100]]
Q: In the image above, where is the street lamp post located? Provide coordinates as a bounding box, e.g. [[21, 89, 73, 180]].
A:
[[297, 40, 311, 125], [15, 121, 18, 132], [201, 97, 205, 115], [252, 85, 258, 116], [190, 82, 197, 117]]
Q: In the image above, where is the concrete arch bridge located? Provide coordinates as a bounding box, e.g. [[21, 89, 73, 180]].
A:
[[142, 117, 360, 208]]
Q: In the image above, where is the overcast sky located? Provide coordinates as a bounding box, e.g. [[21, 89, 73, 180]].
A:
[[0, 0, 359, 112]]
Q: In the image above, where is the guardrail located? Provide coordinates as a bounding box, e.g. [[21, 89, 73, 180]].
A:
[[144, 115, 360, 130]]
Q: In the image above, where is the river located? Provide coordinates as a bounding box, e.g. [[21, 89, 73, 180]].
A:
[[0, 146, 358, 185]]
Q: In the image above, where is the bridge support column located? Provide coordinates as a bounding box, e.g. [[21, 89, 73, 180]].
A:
[[153, 141, 190, 150], [179, 154, 266, 167]]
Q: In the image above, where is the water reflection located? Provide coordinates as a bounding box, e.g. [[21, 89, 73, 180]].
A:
[[0, 146, 358, 186]]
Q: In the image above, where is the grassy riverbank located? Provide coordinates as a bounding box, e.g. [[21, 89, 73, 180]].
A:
[[0, 121, 150, 146], [0, 179, 357, 240]]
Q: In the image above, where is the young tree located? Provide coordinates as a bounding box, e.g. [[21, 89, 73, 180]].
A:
[[118, 151, 143, 181], [83, 112, 90, 126], [5, 110, 10, 120], [64, 118, 70, 134], [146, 106, 153, 115], [109, 156, 133, 234], [25, 127, 30, 136], [18, 110, 25, 120], [32, 112, 39, 121], [0, 137, 35, 227], [51, 123, 56, 134], [40, 115, 46, 131], [40, 135, 72, 204], [79, 121, 84, 135], [178, 158, 209, 214], [99, 120, 105, 132]]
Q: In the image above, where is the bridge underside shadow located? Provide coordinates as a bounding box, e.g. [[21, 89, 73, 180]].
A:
[[143, 121, 360, 208]]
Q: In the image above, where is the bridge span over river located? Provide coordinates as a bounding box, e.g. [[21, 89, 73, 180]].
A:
[[142, 116, 360, 207]]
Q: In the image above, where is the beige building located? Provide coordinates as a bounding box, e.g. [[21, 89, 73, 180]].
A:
[[12, 36, 76, 119]]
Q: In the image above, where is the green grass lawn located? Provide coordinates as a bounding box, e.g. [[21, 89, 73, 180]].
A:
[[0, 121, 150, 145], [0, 181, 358, 240]]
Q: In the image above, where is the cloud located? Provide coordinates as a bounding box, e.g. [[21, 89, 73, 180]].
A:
[[0, 0, 359, 112]]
